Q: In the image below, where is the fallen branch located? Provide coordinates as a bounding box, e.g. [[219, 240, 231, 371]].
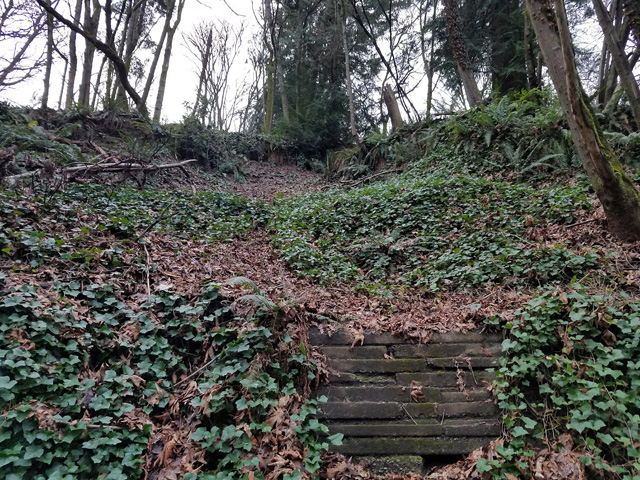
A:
[[341, 168, 404, 187], [566, 218, 599, 228], [3, 159, 198, 182]]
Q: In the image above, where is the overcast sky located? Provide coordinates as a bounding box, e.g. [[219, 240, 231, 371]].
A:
[[0, 0, 259, 122]]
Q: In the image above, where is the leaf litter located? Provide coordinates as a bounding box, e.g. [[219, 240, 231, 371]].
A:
[[2, 160, 639, 479]]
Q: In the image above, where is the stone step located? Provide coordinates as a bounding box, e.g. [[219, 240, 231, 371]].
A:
[[320, 343, 501, 361], [311, 326, 501, 475], [328, 356, 498, 372], [321, 345, 388, 359], [310, 327, 502, 346], [391, 343, 501, 358], [334, 436, 496, 456], [328, 358, 426, 373], [326, 418, 501, 437], [426, 356, 499, 368], [396, 371, 495, 387], [320, 401, 496, 420], [315, 385, 492, 403], [328, 372, 397, 384]]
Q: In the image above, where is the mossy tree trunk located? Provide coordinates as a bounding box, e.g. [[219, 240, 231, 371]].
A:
[[526, 0, 640, 242]]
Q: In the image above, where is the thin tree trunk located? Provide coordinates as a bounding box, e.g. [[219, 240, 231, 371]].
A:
[[141, 3, 171, 106], [276, 57, 290, 121], [592, 0, 640, 130], [57, 60, 68, 109], [41, 0, 54, 110], [37, 0, 147, 115], [526, 0, 640, 241], [604, 47, 640, 114], [153, 0, 186, 123], [77, 0, 101, 108], [91, 55, 107, 109], [116, 0, 147, 106], [420, 0, 438, 115], [340, 0, 360, 143], [442, 0, 481, 107], [65, 0, 83, 108], [190, 28, 212, 119], [383, 84, 404, 130]]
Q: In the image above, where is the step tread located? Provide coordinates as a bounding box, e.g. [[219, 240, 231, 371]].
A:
[[327, 418, 500, 437], [333, 436, 496, 456], [310, 328, 501, 346], [315, 385, 492, 403], [320, 400, 496, 420]]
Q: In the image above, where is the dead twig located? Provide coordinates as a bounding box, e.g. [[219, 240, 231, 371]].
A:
[[566, 218, 599, 228], [341, 168, 403, 187], [3, 159, 198, 183]]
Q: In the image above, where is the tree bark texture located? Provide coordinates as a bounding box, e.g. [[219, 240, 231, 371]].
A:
[[383, 84, 404, 131], [526, 0, 640, 241], [442, 0, 481, 106], [65, 0, 83, 108], [41, 0, 54, 109], [142, 1, 171, 106], [153, 0, 185, 122], [77, 0, 101, 107]]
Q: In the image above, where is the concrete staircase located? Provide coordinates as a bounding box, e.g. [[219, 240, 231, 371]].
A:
[[310, 328, 502, 475]]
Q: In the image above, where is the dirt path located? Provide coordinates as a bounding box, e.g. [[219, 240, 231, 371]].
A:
[[148, 161, 518, 342]]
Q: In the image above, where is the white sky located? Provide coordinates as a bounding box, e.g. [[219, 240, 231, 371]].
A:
[[0, 0, 259, 123]]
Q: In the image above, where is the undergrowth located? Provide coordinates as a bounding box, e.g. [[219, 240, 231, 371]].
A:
[[0, 281, 340, 480], [0, 181, 340, 480], [485, 286, 640, 479], [271, 175, 599, 292], [330, 90, 640, 183]]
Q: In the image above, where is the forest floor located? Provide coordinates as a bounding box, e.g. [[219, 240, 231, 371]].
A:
[[198, 160, 509, 341], [3, 151, 639, 480]]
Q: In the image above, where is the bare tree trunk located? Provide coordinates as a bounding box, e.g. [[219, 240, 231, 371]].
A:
[[604, 48, 640, 113], [592, 0, 640, 130], [383, 84, 404, 130], [526, 0, 640, 241], [420, 0, 438, 115], [65, 0, 83, 108], [57, 59, 68, 109], [340, 0, 361, 143], [442, 0, 481, 107], [142, 2, 171, 107], [153, 0, 186, 123], [116, 0, 147, 106], [276, 57, 290, 121], [91, 55, 107, 109], [190, 28, 212, 119], [41, 0, 54, 109], [37, 0, 147, 115], [77, 0, 101, 108]]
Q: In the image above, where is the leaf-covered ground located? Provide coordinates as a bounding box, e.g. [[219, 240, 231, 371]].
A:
[[2, 109, 640, 479]]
